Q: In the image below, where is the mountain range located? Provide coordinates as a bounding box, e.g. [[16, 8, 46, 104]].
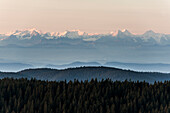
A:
[[1, 28, 170, 46], [1, 28, 170, 64]]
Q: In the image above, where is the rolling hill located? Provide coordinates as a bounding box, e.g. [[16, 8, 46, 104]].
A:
[[0, 67, 170, 83]]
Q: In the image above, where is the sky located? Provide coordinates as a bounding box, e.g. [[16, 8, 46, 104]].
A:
[[0, 0, 170, 34]]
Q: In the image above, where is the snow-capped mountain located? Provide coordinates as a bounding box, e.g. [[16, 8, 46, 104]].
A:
[[58, 30, 86, 38], [4, 28, 42, 40], [1, 28, 170, 46], [3, 28, 131, 38], [1, 28, 170, 65], [111, 29, 134, 38], [139, 30, 170, 43]]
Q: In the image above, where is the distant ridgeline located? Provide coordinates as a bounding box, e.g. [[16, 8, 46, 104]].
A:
[[0, 67, 170, 83], [0, 78, 169, 113]]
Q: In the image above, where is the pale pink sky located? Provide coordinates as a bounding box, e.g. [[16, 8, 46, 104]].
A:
[[0, 0, 170, 34]]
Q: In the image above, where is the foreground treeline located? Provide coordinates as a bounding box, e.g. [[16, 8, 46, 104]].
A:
[[0, 78, 169, 113]]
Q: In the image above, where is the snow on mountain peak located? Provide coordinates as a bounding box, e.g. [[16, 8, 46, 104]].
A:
[[111, 29, 133, 37], [122, 29, 133, 36], [49, 32, 59, 36], [70, 30, 85, 36], [2, 28, 170, 43], [142, 30, 166, 38], [57, 30, 87, 38], [111, 30, 119, 36], [140, 30, 168, 43], [5, 28, 135, 38], [27, 28, 42, 34], [5, 28, 42, 37], [143, 30, 156, 36]]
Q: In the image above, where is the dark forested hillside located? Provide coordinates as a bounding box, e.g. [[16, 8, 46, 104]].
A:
[[0, 67, 170, 83], [0, 78, 169, 113]]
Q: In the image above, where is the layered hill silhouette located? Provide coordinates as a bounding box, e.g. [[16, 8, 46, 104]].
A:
[[46, 61, 170, 73], [1, 61, 170, 73], [46, 61, 101, 69], [0, 67, 170, 83], [105, 62, 170, 73], [0, 63, 33, 72]]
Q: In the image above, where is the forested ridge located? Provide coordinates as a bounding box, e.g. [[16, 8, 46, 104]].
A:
[[0, 78, 169, 113], [1, 67, 170, 83]]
